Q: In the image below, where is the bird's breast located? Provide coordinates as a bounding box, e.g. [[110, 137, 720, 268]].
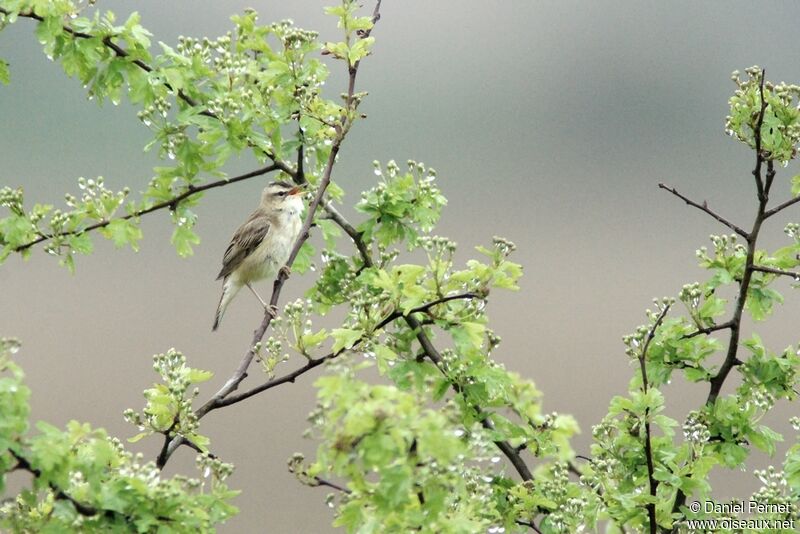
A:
[[235, 213, 302, 283]]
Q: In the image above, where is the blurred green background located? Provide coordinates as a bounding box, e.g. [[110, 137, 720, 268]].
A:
[[3, 1, 800, 531]]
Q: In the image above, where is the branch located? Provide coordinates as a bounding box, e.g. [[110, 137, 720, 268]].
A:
[[210, 292, 480, 410], [707, 68, 771, 406], [2, 7, 297, 175], [312, 476, 351, 494], [752, 73, 768, 202], [764, 195, 800, 219], [682, 320, 733, 339], [515, 519, 543, 533], [157, 2, 384, 467], [404, 315, 534, 482], [637, 304, 671, 534], [11, 450, 111, 519], [657, 183, 749, 239], [14, 164, 283, 253], [752, 265, 800, 279], [1, 7, 208, 117], [323, 201, 373, 268]]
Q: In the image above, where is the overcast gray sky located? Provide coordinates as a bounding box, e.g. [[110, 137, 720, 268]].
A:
[[3, 1, 800, 531]]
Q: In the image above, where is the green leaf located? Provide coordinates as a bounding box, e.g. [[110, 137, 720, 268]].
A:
[[451, 322, 485, 351], [331, 328, 364, 353], [172, 225, 200, 258], [791, 174, 800, 197], [128, 431, 151, 443], [0, 59, 9, 85], [187, 369, 213, 384], [102, 219, 143, 251], [293, 241, 315, 274]]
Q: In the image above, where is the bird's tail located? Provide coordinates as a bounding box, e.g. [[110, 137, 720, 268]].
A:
[[213, 278, 240, 331]]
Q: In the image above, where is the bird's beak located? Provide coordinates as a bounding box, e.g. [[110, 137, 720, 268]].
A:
[[288, 185, 304, 196]]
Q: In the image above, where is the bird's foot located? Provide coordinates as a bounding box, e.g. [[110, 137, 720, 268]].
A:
[[279, 265, 292, 278], [266, 304, 279, 319]]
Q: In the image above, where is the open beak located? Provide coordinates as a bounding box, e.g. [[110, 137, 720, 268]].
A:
[[288, 185, 304, 196]]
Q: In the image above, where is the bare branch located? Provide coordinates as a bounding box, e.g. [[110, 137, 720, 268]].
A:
[[15, 164, 283, 253], [657, 183, 749, 238], [682, 320, 733, 339], [764, 195, 800, 219], [323, 201, 374, 268], [312, 476, 351, 494], [752, 265, 800, 279]]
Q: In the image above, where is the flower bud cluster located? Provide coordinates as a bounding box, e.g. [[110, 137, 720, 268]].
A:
[[492, 236, 516, 257], [137, 95, 171, 127], [751, 466, 791, 509], [785, 222, 800, 242], [682, 411, 711, 445], [679, 282, 702, 309], [197, 454, 234, 481], [0, 186, 23, 213]]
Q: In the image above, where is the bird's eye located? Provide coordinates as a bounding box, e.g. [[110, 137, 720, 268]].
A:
[[276, 191, 287, 197]]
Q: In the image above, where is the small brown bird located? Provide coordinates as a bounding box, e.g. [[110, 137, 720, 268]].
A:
[[213, 181, 304, 331]]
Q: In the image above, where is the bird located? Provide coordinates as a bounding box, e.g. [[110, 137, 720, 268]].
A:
[[212, 180, 305, 331]]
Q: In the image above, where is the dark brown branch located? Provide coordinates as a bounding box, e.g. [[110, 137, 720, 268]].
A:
[[15, 164, 282, 253], [682, 320, 733, 339], [323, 202, 374, 268], [211, 292, 479, 409], [516, 519, 543, 533], [752, 265, 800, 279], [707, 68, 771, 406], [752, 74, 768, 202], [764, 194, 800, 219], [11, 450, 109, 518], [657, 183, 749, 239], [404, 315, 534, 482], [312, 476, 351, 494], [157, 2, 384, 468], [637, 304, 671, 534], [673, 68, 772, 526]]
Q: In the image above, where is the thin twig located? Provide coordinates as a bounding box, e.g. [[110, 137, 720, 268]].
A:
[[657, 183, 749, 239], [751, 265, 800, 279], [313, 476, 351, 494], [323, 201, 373, 268], [764, 194, 800, 219], [637, 304, 671, 534], [682, 320, 734, 339], [15, 164, 283, 253], [211, 292, 479, 410]]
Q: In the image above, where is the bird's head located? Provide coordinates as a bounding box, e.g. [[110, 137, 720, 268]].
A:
[[260, 180, 305, 213]]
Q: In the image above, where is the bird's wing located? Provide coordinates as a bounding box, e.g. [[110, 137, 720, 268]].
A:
[[216, 213, 271, 280]]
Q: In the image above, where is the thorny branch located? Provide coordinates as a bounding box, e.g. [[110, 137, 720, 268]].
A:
[[657, 183, 749, 239]]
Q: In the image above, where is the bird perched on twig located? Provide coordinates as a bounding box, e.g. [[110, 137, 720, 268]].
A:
[[212, 181, 304, 331]]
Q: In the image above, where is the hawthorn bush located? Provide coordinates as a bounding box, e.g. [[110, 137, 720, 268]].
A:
[[1, 1, 799, 532]]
